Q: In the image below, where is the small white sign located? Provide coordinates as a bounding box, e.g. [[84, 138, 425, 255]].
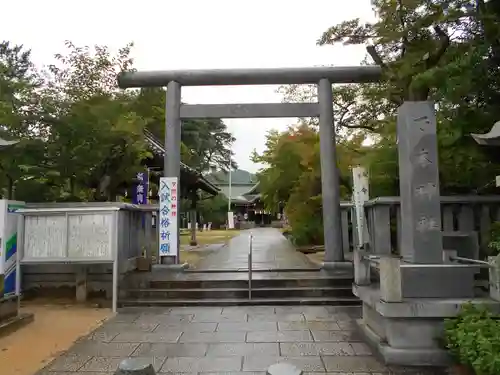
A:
[[496, 175, 500, 187], [158, 177, 179, 257], [227, 211, 235, 229]]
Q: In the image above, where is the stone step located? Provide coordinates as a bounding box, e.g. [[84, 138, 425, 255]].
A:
[[126, 286, 354, 300], [148, 277, 353, 290], [118, 296, 361, 307]]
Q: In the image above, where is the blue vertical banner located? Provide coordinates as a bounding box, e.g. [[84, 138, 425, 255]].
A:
[[159, 177, 179, 258], [133, 169, 149, 205]]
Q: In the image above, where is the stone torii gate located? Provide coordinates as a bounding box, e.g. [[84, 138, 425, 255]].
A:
[[118, 66, 381, 268]]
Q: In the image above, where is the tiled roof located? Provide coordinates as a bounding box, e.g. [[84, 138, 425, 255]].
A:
[[206, 169, 257, 185], [143, 129, 219, 194]]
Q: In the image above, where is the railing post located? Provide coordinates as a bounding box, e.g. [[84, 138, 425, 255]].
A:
[[353, 249, 371, 286], [489, 255, 500, 301], [372, 205, 392, 255], [379, 256, 402, 302]]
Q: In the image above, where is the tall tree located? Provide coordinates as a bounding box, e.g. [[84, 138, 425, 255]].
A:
[[40, 41, 150, 200], [131, 87, 237, 172], [0, 41, 48, 199]]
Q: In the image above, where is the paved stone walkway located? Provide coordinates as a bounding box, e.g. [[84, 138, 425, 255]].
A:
[[36, 305, 445, 375], [194, 228, 317, 270]]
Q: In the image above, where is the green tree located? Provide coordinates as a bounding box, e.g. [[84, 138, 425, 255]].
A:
[[253, 124, 361, 245], [0, 41, 50, 199], [317, 0, 500, 194], [40, 41, 150, 201]]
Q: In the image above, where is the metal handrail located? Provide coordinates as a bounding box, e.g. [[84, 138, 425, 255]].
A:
[[450, 255, 493, 268], [248, 233, 253, 300]]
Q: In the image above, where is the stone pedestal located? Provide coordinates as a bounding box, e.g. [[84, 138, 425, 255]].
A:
[[353, 250, 500, 365], [354, 282, 500, 366]]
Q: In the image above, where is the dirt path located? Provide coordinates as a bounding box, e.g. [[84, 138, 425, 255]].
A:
[[0, 303, 112, 375]]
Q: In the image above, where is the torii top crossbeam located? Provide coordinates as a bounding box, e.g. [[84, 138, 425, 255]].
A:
[[117, 66, 382, 88]]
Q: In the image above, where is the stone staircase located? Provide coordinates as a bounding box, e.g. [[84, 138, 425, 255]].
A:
[[119, 269, 359, 307]]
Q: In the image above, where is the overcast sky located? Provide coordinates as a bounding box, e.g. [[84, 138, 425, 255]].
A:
[[2, 0, 374, 173]]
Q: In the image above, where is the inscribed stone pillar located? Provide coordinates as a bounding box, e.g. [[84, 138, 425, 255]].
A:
[[397, 101, 442, 264]]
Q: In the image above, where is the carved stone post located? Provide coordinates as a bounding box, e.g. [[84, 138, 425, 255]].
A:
[[397, 101, 443, 264]]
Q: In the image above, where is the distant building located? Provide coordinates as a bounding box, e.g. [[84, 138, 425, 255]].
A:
[[206, 168, 284, 228]]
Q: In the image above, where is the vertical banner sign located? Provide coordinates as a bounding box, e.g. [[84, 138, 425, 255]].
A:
[[352, 167, 369, 249], [159, 177, 179, 258], [133, 169, 149, 205]]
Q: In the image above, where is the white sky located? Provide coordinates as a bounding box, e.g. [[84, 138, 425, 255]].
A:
[[1, 0, 374, 173]]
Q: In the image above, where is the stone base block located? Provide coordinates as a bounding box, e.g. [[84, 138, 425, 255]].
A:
[[356, 319, 451, 366], [354, 284, 500, 366], [152, 263, 189, 272], [322, 261, 353, 271], [400, 264, 476, 298]]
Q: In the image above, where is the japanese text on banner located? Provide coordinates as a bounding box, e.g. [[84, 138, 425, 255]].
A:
[[159, 177, 178, 257], [133, 170, 149, 205]]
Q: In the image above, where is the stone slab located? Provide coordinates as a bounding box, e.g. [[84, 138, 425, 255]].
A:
[[322, 355, 388, 372], [161, 356, 242, 372], [132, 343, 208, 357], [217, 322, 277, 331], [280, 342, 355, 356], [356, 319, 452, 367], [246, 330, 313, 343], [81, 357, 165, 372], [243, 356, 325, 372], [278, 321, 341, 331], [179, 331, 246, 343], [36, 305, 436, 375], [207, 343, 279, 356]]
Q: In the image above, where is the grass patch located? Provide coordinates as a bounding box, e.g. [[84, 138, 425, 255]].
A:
[[180, 229, 240, 246], [179, 229, 240, 267]]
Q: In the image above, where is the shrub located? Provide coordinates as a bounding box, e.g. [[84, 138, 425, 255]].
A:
[[444, 303, 500, 375]]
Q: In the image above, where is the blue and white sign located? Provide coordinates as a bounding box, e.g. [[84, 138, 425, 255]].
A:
[[159, 177, 179, 257], [133, 170, 149, 205]]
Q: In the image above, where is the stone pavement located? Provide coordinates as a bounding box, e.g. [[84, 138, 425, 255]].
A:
[[194, 228, 317, 270], [36, 305, 445, 375]]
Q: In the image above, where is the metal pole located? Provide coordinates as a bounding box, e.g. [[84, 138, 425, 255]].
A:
[[227, 152, 233, 230], [164, 81, 182, 265], [248, 233, 253, 300], [228, 164, 232, 212], [318, 79, 344, 263]]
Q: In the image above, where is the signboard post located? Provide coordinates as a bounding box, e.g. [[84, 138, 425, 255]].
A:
[[158, 177, 179, 260], [352, 166, 369, 249]]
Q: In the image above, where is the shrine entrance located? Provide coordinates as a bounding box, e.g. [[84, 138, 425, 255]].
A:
[[118, 66, 381, 269]]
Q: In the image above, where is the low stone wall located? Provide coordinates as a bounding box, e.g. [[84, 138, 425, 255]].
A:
[[271, 220, 284, 228]]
